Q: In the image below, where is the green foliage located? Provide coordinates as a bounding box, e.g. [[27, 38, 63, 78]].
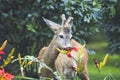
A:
[[0, 0, 101, 57], [0, 0, 120, 79], [87, 41, 120, 80], [100, 0, 120, 54]]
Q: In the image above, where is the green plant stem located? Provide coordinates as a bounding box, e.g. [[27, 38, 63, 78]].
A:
[[72, 56, 78, 62], [20, 67, 24, 77], [97, 68, 100, 80], [14, 76, 38, 80]]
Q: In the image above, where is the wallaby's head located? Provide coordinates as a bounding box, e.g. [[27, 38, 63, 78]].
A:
[[43, 14, 73, 49]]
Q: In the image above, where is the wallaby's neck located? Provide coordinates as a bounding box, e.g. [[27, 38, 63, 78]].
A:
[[43, 35, 59, 68], [48, 35, 59, 54]]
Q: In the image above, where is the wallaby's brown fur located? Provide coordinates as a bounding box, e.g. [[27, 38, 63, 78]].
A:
[[38, 47, 47, 60], [55, 39, 89, 80], [38, 36, 60, 78], [38, 39, 89, 80]]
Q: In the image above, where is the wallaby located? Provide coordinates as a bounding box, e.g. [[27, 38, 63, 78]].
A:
[[38, 14, 73, 78], [38, 14, 89, 80]]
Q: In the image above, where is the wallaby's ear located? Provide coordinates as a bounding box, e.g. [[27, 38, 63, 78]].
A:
[[66, 17, 73, 28], [42, 17, 61, 33]]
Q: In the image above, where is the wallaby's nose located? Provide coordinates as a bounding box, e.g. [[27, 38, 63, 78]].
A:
[[64, 47, 72, 51], [68, 47, 72, 50]]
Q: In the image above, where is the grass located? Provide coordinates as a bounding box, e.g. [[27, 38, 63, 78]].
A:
[[12, 40, 120, 80], [87, 41, 120, 80]]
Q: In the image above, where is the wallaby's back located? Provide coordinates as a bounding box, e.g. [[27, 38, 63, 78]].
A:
[[55, 39, 89, 80]]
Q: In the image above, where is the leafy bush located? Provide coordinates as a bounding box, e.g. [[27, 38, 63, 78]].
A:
[[100, 0, 120, 54], [0, 0, 101, 56]]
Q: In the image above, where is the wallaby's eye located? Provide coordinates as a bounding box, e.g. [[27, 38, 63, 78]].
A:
[[59, 35, 64, 38]]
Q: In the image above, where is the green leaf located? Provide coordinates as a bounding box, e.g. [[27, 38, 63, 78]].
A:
[[110, 6, 116, 17], [14, 76, 38, 80], [26, 24, 36, 33], [109, 0, 117, 3]]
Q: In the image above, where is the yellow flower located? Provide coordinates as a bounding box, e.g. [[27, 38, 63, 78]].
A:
[[0, 76, 6, 80], [27, 61, 33, 65], [103, 54, 109, 65], [0, 40, 7, 51], [78, 44, 85, 60], [76, 62, 83, 73], [23, 61, 33, 68], [94, 54, 109, 70], [98, 62, 103, 69], [18, 53, 22, 65], [56, 48, 68, 54], [1, 48, 15, 68], [8, 48, 15, 57]]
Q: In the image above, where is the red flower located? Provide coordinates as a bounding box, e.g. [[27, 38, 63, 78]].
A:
[[0, 51, 5, 60], [0, 68, 14, 80], [71, 47, 78, 51], [67, 47, 78, 58], [0, 51, 4, 55], [93, 58, 99, 68], [67, 51, 72, 58], [0, 68, 4, 75]]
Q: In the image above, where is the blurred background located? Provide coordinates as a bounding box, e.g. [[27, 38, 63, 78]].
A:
[[0, 0, 120, 80]]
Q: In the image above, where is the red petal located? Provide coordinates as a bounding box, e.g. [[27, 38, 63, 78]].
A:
[[4, 73, 14, 80], [71, 47, 78, 51], [0, 68, 5, 75], [93, 58, 99, 68], [67, 52, 72, 58], [0, 68, 14, 80], [0, 51, 5, 54]]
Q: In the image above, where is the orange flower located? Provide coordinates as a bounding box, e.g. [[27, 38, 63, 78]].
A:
[[0, 68, 14, 80]]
